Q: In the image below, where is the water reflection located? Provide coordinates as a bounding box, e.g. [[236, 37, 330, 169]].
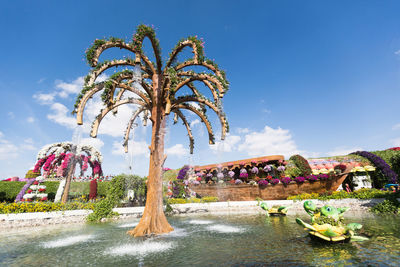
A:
[[0, 214, 399, 266]]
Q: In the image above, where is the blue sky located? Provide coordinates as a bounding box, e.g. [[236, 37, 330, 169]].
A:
[[1, 0, 400, 179]]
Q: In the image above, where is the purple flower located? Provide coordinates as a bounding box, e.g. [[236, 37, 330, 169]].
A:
[[281, 177, 291, 185], [239, 172, 248, 179], [294, 176, 305, 183], [228, 170, 235, 178], [176, 165, 190, 180], [15, 179, 36, 202], [270, 178, 280, 185], [235, 179, 243, 184], [251, 166, 259, 174], [306, 175, 318, 182], [196, 172, 203, 177], [351, 151, 398, 184], [263, 165, 272, 172], [318, 174, 329, 180], [258, 179, 269, 186], [217, 172, 224, 179], [277, 166, 285, 172], [206, 173, 213, 178]]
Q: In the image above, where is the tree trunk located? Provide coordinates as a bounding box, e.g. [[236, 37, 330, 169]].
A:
[[61, 156, 77, 204], [128, 73, 174, 237]]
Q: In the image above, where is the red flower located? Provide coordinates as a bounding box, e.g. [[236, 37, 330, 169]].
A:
[[33, 181, 39, 185], [39, 188, 46, 192], [41, 197, 48, 201], [27, 189, 33, 193], [229, 179, 235, 184], [266, 175, 273, 180], [27, 198, 33, 202]]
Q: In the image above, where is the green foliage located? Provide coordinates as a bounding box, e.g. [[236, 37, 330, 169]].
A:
[[371, 149, 400, 178], [0, 201, 96, 214], [87, 174, 144, 222], [25, 170, 41, 178], [287, 188, 391, 201], [370, 198, 400, 214], [284, 161, 303, 178], [87, 197, 118, 222], [0, 181, 110, 203], [0, 182, 25, 202], [289, 155, 312, 176]]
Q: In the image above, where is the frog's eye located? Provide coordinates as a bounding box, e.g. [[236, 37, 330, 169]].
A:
[[326, 207, 331, 212]]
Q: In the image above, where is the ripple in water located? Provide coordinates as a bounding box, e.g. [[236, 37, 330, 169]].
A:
[[117, 222, 139, 228], [107, 241, 174, 256], [207, 224, 244, 233], [188, 219, 214, 225], [42, 234, 94, 248]]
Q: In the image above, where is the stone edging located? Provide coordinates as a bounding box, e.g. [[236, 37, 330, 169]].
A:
[[0, 198, 391, 229]]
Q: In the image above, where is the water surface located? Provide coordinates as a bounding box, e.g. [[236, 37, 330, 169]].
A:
[[1, 214, 399, 266]]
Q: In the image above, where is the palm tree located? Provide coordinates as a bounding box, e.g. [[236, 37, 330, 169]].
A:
[[74, 25, 229, 237]]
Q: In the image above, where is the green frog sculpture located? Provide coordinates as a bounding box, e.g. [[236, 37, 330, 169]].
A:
[[259, 202, 289, 216], [296, 200, 368, 242]]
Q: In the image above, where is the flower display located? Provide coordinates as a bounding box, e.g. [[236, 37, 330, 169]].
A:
[[270, 179, 280, 185], [239, 170, 248, 179], [235, 179, 243, 184], [251, 166, 259, 174], [277, 166, 285, 172], [306, 175, 318, 182], [176, 165, 190, 180], [281, 177, 292, 185], [228, 170, 235, 178], [294, 176, 306, 183], [206, 173, 213, 178], [217, 172, 224, 179], [263, 165, 272, 172], [351, 151, 398, 184], [258, 179, 269, 186], [318, 174, 329, 180]]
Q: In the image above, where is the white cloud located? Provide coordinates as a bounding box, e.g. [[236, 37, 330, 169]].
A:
[[236, 128, 249, 134], [79, 137, 104, 151], [20, 138, 37, 151], [238, 126, 299, 157], [112, 140, 149, 156], [392, 123, 400, 130], [166, 144, 188, 156], [0, 131, 19, 160], [395, 49, 400, 56], [210, 134, 241, 153], [190, 119, 200, 127], [390, 137, 400, 147], [56, 76, 84, 98], [33, 92, 56, 105], [325, 146, 362, 157], [27, 117, 35, 123], [47, 103, 77, 129]]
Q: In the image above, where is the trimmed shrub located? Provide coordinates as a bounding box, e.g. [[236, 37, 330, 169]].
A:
[[0, 201, 96, 214], [289, 155, 312, 176], [89, 180, 98, 200]]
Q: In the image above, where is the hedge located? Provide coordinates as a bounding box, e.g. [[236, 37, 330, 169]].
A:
[[0, 181, 110, 202]]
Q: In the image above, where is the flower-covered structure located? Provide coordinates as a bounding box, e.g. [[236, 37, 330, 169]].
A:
[[74, 25, 229, 237], [33, 142, 103, 178], [32, 142, 103, 203]]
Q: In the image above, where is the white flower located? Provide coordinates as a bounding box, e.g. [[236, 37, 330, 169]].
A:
[[30, 185, 38, 190], [35, 176, 44, 182], [23, 193, 36, 199], [36, 193, 48, 198], [38, 185, 46, 189]]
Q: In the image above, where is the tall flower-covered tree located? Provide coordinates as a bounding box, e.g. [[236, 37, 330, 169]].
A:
[[74, 25, 229, 237]]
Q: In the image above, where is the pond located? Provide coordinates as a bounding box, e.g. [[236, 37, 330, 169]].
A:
[[1, 213, 400, 266]]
